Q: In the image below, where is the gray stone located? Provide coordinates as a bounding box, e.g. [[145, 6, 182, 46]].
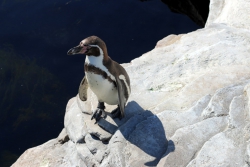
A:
[[206, 0, 250, 29], [228, 95, 247, 128], [124, 115, 168, 166], [244, 83, 250, 117], [187, 129, 246, 167], [85, 134, 107, 163], [157, 117, 227, 167], [12, 139, 85, 167], [100, 110, 154, 167], [99, 132, 126, 167], [64, 97, 87, 143], [57, 128, 69, 144], [84, 114, 113, 141], [157, 94, 211, 138], [76, 143, 99, 167], [118, 110, 154, 139], [245, 144, 250, 166], [85, 134, 107, 153], [202, 84, 244, 119]]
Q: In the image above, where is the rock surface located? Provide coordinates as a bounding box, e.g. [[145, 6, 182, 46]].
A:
[[12, 0, 250, 166]]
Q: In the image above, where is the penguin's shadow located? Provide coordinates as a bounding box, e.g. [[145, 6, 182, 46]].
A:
[[100, 101, 175, 166]]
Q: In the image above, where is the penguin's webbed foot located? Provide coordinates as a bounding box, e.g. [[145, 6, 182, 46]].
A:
[[91, 102, 106, 122], [111, 106, 122, 120], [91, 108, 106, 122]]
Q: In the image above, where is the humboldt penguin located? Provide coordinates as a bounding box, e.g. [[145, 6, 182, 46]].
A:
[[67, 36, 131, 121]]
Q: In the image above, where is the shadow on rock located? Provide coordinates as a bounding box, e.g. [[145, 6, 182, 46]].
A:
[[98, 101, 175, 166]]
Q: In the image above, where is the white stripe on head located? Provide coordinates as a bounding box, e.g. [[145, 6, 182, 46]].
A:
[[89, 45, 104, 55], [119, 74, 131, 95]]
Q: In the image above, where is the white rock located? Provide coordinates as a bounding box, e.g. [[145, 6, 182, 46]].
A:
[[12, 139, 85, 167], [57, 128, 69, 144], [158, 94, 211, 138], [202, 84, 245, 119], [85, 134, 107, 163], [12, 0, 250, 166], [157, 117, 228, 167], [64, 97, 86, 143], [228, 95, 247, 128], [206, 0, 250, 29], [124, 115, 168, 166], [76, 143, 99, 166], [187, 129, 246, 167]]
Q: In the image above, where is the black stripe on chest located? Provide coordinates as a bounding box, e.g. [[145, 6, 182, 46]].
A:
[[84, 63, 117, 88]]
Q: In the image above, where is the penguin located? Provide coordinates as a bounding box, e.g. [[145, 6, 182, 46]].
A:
[[67, 36, 131, 121]]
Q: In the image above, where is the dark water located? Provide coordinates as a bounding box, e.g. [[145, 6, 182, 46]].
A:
[[0, 0, 200, 166]]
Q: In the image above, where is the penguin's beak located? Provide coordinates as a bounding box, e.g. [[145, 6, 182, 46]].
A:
[[67, 45, 89, 55]]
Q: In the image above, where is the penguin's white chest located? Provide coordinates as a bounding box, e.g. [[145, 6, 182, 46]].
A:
[[85, 72, 118, 105]]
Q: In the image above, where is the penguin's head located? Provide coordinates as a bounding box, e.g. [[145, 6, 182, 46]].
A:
[[67, 36, 107, 56]]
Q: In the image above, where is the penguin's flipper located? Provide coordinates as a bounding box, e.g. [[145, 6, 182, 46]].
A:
[[78, 76, 88, 101], [114, 76, 126, 118]]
